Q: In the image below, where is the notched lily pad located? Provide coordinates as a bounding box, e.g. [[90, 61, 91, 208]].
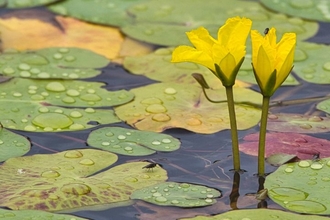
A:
[[0, 208, 87, 220], [0, 100, 120, 132], [87, 127, 180, 156], [180, 209, 330, 220], [265, 157, 330, 214], [114, 83, 261, 134], [0, 47, 109, 79], [266, 113, 330, 133], [0, 78, 134, 107], [0, 149, 168, 211], [6, 0, 61, 8], [0, 128, 30, 162], [131, 182, 220, 207]]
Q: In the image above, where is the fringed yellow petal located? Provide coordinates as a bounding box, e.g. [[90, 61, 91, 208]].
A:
[[219, 52, 236, 79], [186, 27, 216, 51]]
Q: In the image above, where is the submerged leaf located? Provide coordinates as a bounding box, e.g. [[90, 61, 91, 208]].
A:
[[87, 127, 180, 156], [265, 157, 330, 215], [0, 149, 167, 211], [131, 182, 220, 207], [114, 83, 261, 134], [0, 128, 30, 162]]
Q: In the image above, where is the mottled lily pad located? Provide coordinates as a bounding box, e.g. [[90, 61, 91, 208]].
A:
[[266, 113, 330, 133], [122, 0, 318, 46], [261, 0, 330, 23], [0, 149, 167, 211], [0, 78, 134, 107], [6, 0, 61, 8], [114, 83, 261, 134], [48, 0, 146, 27], [0, 208, 87, 220], [0, 100, 120, 132], [265, 157, 330, 214], [0, 128, 30, 162], [131, 182, 220, 207], [0, 47, 109, 79], [87, 127, 180, 156], [240, 132, 330, 159], [180, 209, 330, 220]]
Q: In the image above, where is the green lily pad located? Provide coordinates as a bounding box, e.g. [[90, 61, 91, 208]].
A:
[[114, 82, 261, 134], [6, 0, 61, 8], [265, 157, 330, 214], [317, 98, 330, 114], [47, 0, 146, 27], [179, 209, 330, 220], [266, 113, 330, 133], [87, 127, 180, 156], [0, 208, 87, 220], [0, 78, 134, 107], [0, 149, 168, 211], [131, 182, 220, 207], [0, 100, 120, 132], [0, 128, 30, 162], [261, 0, 330, 22], [0, 47, 109, 79], [122, 0, 318, 46]]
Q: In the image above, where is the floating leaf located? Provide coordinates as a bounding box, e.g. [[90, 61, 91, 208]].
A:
[[0, 78, 134, 107], [0, 47, 109, 79], [0, 128, 30, 162], [266, 153, 298, 166], [265, 157, 330, 215], [131, 182, 220, 207], [0, 208, 87, 220], [48, 0, 146, 27], [317, 99, 330, 114], [261, 0, 330, 23], [180, 209, 330, 220], [87, 127, 180, 156], [114, 83, 261, 134], [6, 0, 61, 8], [122, 0, 318, 46], [0, 16, 124, 59], [0, 100, 120, 132], [240, 132, 330, 160], [0, 149, 167, 211], [266, 113, 330, 133]]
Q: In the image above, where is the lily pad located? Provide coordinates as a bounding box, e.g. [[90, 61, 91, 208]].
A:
[[0, 149, 168, 211], [317, 99, 330, 114], [114, 82, 261, 134], [131, 182, 220, 207], [266, 113, 330, 133], [0, 47, 109, 79], [0, 78, 134, 107], [0, 100, 120, 132], [122, 0, 318, 46], [261, 0, 330, 23], [48, 0, 146, 27], [87, 127, 180, 156], [265, 157, 330, 214], [179, 209, 330, 220], [6, 0, 61, 8], [0, 208, 87, 220], [240, 132, 330, 160], [0, 128, 30, 162]]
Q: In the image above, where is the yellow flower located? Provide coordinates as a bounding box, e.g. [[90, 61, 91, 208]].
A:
[[251, 28, 296, 97], [171, 17, 252, 86]]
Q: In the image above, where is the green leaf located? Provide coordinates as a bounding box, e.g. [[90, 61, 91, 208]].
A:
[[131, 182, 220, 207], [0, 78, 134, 107], [6, 0, 61, 8], [0, 47, 109, 79], [0, 208, 87, 220], [0, 128, 30, 162], [114, 82, 261, 134], [0, 149, 168, 211], [179, 209, 330, 220], [87, 127, 180, 156], [0, 100, 120, 132], [265, 157, 330, 214]]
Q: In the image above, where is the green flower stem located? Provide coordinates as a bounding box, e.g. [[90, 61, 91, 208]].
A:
[[225, 86, 240, 171], [258, 96, 270, 176]]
